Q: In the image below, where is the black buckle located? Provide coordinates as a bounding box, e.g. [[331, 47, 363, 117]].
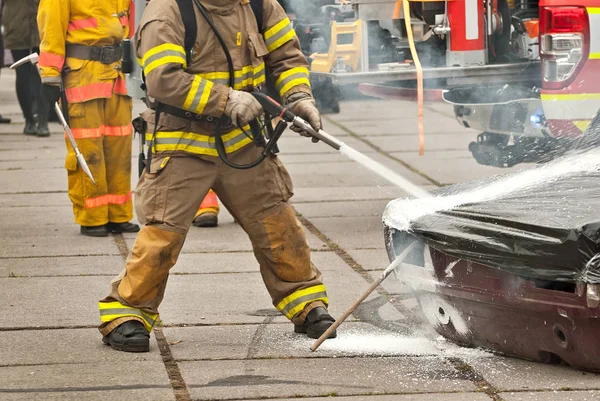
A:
[[99, 45, 122, 65]]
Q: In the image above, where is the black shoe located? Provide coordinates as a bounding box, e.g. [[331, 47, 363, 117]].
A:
[[294, 307, 337, 339], [80, 225, 109, 237], [102, 320, 150, 353], [24, 120, 37, 135], [37, 124, 50, 137], [107, 222, 140, 233], [0, 115, 11, 124], [192, 212, 218, 227]]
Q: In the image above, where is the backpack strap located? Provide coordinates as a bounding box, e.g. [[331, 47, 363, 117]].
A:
[[250, 0, 264, 33], [174, 0, 198, 65]]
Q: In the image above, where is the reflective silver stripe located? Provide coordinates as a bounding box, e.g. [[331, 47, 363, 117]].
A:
[[155, 132, 250, 150], [276, 71, 309, 94], [99, 308, 156, 326], [265, 23, 294, 49], [143, 50, 186, 69], [278, 291, 328, 316], [188, 79, 209, 112], [202, 69, 265, 89]]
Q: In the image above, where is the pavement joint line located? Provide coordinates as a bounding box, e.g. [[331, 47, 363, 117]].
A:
[[323, 116, 443, 187], [193, 390, 487, 401], [447, 355, 504, 401], [294, 211, 418, 326], [0, 190, 68, 195], [0, 253, 120, 260], [0, 384, 172, 394], [293, 198, 394, 204], [0, 325, 97, 332], [112, 234, 192, 401]]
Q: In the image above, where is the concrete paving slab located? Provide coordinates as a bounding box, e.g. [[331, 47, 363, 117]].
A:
[[0, 169, 67, 193], [285, 150, 431, 188], [0, 328, 161, 366], [292, 186, 423, 203], [390, 151, 534, 185], [130, 217, 326, 253], [0, 229, 120, 258], [307, 216, 387, 250], [0, 192, 68, 207], [351, 249, 393, 271], [294, 199, 390, 219], [269, 394, 490, 401], [159, 264, 379, 326], [501, 391, 600, 401], [278, 134, 373, 154], [179, 356, 477, 400], [0, 276, 112, 328], [164, 322, 486, 362], [0, 362, 174, 401], [470, 358, 600, 392], [2, 205, 76, 225], [0, 255, 122, 277], [168, 250, 342, 275], [368, 134, 473, 153]]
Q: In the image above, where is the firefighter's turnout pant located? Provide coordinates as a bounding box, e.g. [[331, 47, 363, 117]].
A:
[[98, 146, 328, 335], [66, 91, 134, 227]]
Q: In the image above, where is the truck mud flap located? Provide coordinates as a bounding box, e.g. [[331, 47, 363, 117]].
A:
[[384, 227, 600, 373]]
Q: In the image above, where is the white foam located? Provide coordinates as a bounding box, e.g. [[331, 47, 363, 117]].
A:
[[383, 148, 600, 231]]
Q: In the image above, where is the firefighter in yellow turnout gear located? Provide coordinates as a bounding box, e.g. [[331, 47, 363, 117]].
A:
[[193, 189, 220, 227], [38, 0, 140, 237], [98, 0, 336, 352]]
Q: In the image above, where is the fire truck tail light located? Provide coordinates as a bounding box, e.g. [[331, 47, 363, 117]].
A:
[[539, 7, 589, 90]]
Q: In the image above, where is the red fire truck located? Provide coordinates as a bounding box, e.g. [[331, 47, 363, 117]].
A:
[[300, 0, 600, 167], [127, 1, 600, 166]]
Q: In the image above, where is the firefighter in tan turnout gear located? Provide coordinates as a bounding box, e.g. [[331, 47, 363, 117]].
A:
[[98, 0, 336, 352]]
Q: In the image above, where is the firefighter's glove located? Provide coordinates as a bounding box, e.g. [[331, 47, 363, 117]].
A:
[[224, 88, 263, 127], [286, 92, 322, 143], [42, 83, 62, 105]]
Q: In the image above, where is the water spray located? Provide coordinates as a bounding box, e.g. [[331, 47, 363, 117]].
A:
[[252, 92, 429, 199]]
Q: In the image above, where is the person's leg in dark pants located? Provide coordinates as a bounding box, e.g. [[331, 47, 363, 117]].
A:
[[11, 49, 37, 135], [31, 47, 51, 137]]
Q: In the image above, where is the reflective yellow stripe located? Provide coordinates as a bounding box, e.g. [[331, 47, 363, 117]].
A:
[[541, 93, 600, 101], [264, 17, 296, 52], [276, 284, 329, 320], [145, 125, 254, 156], [183, 75, 202, 110], [588, 7, 600, 14], [196, 80, 213, 114], [573, 120, 591, 132], [590, 53, 600, 60], [264, 18, 290, 40], [275, 67, 310, 97], [98, 301, 158, 332], [197, 64, 266, 90], [142, 44, 187, 75], [182, 75, 213, 113]]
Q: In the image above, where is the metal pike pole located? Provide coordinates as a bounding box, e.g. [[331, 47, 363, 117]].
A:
[[10, 53, 97, 185], [310, 241, 418, 352]]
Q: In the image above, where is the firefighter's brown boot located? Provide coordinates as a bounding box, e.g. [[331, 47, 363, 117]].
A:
[[294, 307, 337, 339], [103, 320, 150, 353]]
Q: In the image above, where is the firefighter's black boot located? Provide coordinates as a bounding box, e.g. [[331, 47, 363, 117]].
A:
[[80, 225, 109, 237], [294, 307, 337, 339], [107, 222, 140, 233], [103, 320, 150, 353]]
